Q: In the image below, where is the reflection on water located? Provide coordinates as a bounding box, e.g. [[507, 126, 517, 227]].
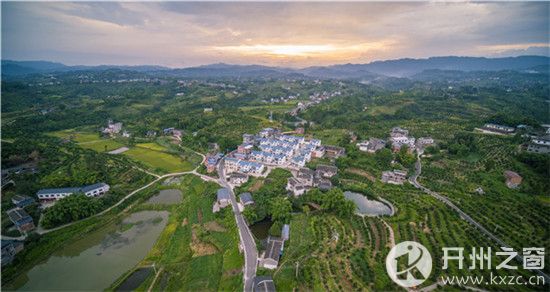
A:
[[147, 189, 182, 205], [11, 211, 168, 291], [344, 191, 393, 216], [250, 218, 273, 241]]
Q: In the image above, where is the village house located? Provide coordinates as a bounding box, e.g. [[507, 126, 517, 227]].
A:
[[417, 137, 434, 147], [1, 240, 24, 267], [229, 173, 249, 186], [390, 127, 409, 138], [205, 153, 223, 173], [146, 130, 157, 137], [237, 144, 254, 154], [504, 171, 522, 189], [122, 130, 131, 138], [259, 127, 278, 138], [239, 192, 255, 207], [11, 195, 35, 208], [242, 133, 256, 144], [204, 107, 213, 113], [381, 170, 408, 185], [324, 145, 345, 158], [296, 168, 315, 186], [224, 158, 265, 175], [316, 165, 338, 178], [314, 177, 333, 191], [213, 188, 232, 213], [361, 138, 386, 153], [7, 208, 35, 233], [286, 177, 307, 196], [259, 237, 283, 269], [102, 120, 123, 136], [36, 183, 110, 202], [482, 123, 515, 134], [527, 135, 550, 154], [163, 127, 175, 135], [312, 146, 325, 158]]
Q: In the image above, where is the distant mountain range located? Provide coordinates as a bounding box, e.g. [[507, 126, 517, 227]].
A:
[[3, 55, 549, 79]]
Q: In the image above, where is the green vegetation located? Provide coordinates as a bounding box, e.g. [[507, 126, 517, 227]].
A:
[[110, 175, 243, 291], [42, 193, 104, 228]]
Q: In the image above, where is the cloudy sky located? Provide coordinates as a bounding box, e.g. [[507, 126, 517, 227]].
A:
[[2, 1, 549, 68]]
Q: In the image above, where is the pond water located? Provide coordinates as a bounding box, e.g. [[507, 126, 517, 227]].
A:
[[116, 267, 154, 291], [344, 191, 393, 216], [249, 218, 273, 240], [12, 211, 169, 291], [147, 189, 182, 205]]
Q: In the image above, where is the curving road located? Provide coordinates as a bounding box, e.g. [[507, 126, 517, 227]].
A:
[[217, 158, 258, 292], [410, 155, 550, 283]]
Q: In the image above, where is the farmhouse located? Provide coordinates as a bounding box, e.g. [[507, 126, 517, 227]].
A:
[[36, 183, 110, 202], [381, 170, 408, 185], [312, 146, 325, 158], [504, 171, 522, 189], [239, 192, 254, 206], [259, 237, 284, 269], [357, 138, 386, 153], [225, 158, 265, 175], [11, 195, 35, 208], [1, 240, 24, 267], [390, 127, 409, 138], [527, 135, 550, 154], [7, 208, 35, 233], [229, 173, 249, 186], [324, 145, 345, 158], [286, 178, 307, 196], [314, 177, 333, 191], [296, 168, 315, 186], [102, 120, 122, 135], [316, 165, 338, 178], [259, 127, 278, 138], [243, 133, 256, 144], [213, 188, 232, 213], [482, 123, 515, 134], [205, 153, 223, 173]]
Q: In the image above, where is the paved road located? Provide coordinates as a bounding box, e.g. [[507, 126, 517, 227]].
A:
[[410, 155, 550, 283], [218, 158, 258, 292]]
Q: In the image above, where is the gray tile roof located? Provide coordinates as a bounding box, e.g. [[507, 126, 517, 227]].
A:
[[37, 183, 108, 195], [217, 188, 231, 201], [240, 192, 254, 204]]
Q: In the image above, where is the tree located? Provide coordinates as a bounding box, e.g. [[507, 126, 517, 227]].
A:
[[302, 205, 311, 217], [269, 197, 292, 223]]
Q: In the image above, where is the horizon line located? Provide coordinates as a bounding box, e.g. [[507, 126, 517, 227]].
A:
[[2, 54, 549, 70]]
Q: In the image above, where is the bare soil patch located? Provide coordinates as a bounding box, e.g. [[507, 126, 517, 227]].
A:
[[346, 168, 376, 182], [204, 221, 227, 232]]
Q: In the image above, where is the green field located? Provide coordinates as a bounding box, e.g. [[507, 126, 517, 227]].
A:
[[49, 129, 126, 152], [49, 129, 102, 143], [111, 175, 243, 291], [124, 147, 194, 173]]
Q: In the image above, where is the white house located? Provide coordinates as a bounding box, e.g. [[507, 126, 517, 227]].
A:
[[37, 183, 110, 202]]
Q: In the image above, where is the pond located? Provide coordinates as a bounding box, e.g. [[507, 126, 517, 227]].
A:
[[116, 267, 154, 291], [147, 189, 182, 205], [249, 218, 273, 241], [344, 191, 393, 216], [11, 211, 169, 291]]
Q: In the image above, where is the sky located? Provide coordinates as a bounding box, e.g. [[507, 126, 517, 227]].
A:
[[2, 1, 549, 68]]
